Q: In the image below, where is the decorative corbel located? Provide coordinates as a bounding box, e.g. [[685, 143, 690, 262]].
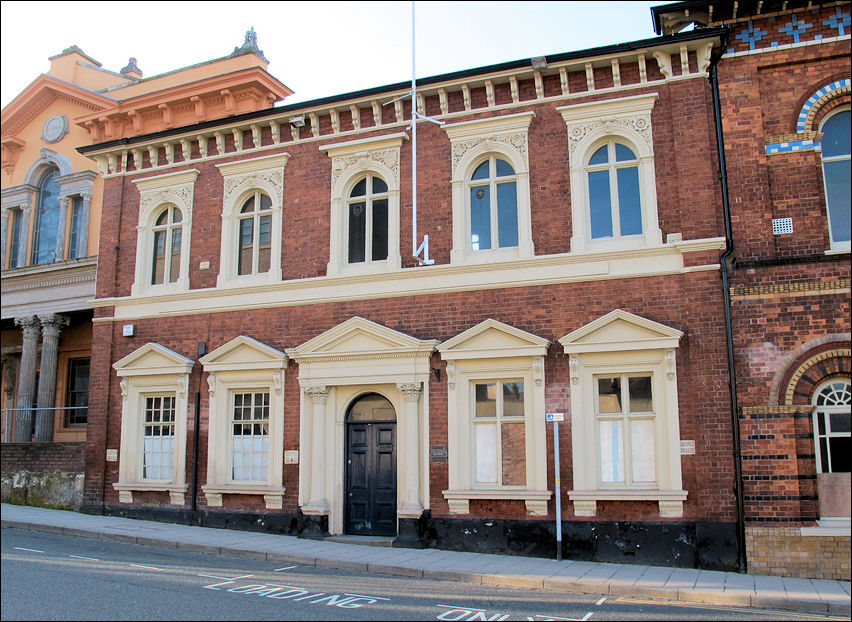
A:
[[394, 100, 404, 123], [120, 378, 129, 400], [585, 63, 595, 91], [638, 54, 648, 82], [665, 349, 677, 381], [164, 142, 174, 165], [569, 355, 579, 385], [191, 95, 205, 121], [461, 84, 471, 111], [309, 113, 320, 138], [534, 72, 544, 99], [127, 110, 143, 132], [177, 375, 188, 399], [558, 69, 568, 96], [158, 103, 172, 126], [231, 128, 243, 151], [206, 372, 217, 399], [416, 93, 425, 116], [214, 132, 225, 155], [652, 50, 673, 80], [349, 105, 361, 130], [680, 45, 690, 75], [446, 361, 456, 390], [273, 370, 283, 395], [533, 356, 544, 387], [131, 149, 143, 171], [371, 101, 382, 126], [510, 76, 520, 103], [196, 135, 208, 158], [438, 89, 448, 115], [485, 80, 495, 107], [147, 145, 159, 167], [221, 89, 235, 115], [611, 59, 621, 87], [330, 109, 340, 134], [269, 120, 280, 144], [179, 139, 192, 161], [250, 124, 261, 148]]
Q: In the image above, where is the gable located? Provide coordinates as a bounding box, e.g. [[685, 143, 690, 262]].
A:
[[113, 342, 194, 376], [438, 319, 549, 360], [287, 317, 437, 361], [200, 335, 287, 371], [559, 309, 682, 354]]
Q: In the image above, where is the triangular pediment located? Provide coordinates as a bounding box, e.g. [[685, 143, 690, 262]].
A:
[[438, 319, 549, 360], [200, 335, 287, 370], [286, 317, 437, 360], [113, 342, 194, 376], [559, 309, 682, 354]]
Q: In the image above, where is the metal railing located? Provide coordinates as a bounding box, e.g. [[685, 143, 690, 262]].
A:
[[1, 407, 88, 443]]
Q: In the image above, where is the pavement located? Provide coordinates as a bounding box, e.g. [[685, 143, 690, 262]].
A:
[[2, 503, 849, 616]]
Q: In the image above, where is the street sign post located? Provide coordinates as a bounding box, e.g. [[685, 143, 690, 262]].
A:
[[546, 412, 564, 560]]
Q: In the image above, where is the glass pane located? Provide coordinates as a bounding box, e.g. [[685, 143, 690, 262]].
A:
[[475, 423, 497, 483], [9, 210, 22, 268], [258, 214, 271, 273], [241, 196, 255, 213], [171, 207, 182, 223], [348, 393, 395, 421], [589, 146, 608, 165], [599, 419, 624, 483], [824, 160, 851, 243], [820, 438, 830, 472], [474, 383, 497, 418], [372, 198, 388, 261], [598, 377, 622, 413], [495, 158, 515, 177], [828, 436, 850, 472], [821, 111, 851, 158], [371, 177, 388, 194], [151, 230, 166, 284], [470, 185, 491, 250], [631, 419, 656, 482], [502, 382, 524, 417], [155, 209, 169, 226], [259, 193, 272, 210], [169, 228, 181, 283], [829, 412, 851, 433], [617, 166, 643, 236], [497, 182, 519, 248], [350, 178, 367, 197], [628, 377, 653, 412], [348, 201, 366, 263], [238, 218, 253, 275], [472, 161, 490, 180], [588, 170, 613, 239], [615, 143, 637, 162], [32, 170, 61, 264], [501, 422, 526, 485], [818, 412, 827, 435]]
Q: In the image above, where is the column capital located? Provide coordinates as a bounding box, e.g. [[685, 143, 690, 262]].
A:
[[38, 314, 70, 337], [396, 382, 422, 402], [304, 385, 328, 404], [14, 315, 41, 336]]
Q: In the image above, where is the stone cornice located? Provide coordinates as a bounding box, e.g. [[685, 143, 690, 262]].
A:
[[1, 256, 97, 289]]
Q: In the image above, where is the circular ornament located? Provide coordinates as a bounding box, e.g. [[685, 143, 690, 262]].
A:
[[42, 115, 69, 143]]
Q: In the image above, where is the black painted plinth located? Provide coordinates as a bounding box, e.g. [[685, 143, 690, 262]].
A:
[[299, 513, 329, 539], [393, 515, 427, 548]]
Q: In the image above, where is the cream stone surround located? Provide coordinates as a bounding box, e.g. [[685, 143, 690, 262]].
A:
[[92, 237, 725, 322], [199, 335, 288, 509], [443, 113, 535, 265], [112, 343, 194, 505], [215, 153, 290, 287], [557, 93, 663, 254], [559, 309, 687, 517], [438, 319, 551, 515], [130, 169, 200, 297], [318, 133, 407, 277], [286, 317, 437, 535]]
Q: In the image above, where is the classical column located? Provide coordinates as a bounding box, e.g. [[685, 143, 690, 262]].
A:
[[13, 316, 41, 442], [34, 314, 69, 442], [2, 356, 19, 442], [397, 382, 423, 516], [303, 385, 329, 514]]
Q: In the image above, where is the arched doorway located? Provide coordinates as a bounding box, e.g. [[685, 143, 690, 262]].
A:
[[345, 393, 397, 535]]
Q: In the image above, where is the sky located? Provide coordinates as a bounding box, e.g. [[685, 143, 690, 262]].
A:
[[1, 1, 663, 110]]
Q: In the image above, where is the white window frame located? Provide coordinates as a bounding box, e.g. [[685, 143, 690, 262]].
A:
[[235, 190, 274, 277], [444, 112, 535, 265], [342, 173, 392, 266], [131, 169, 199, 297], [819, 106, 851, 253], [200, 336, 287, 509], [438, 319, 550, 516], [559, 309, 686, 517], [320, 133, 405, 277], [149, 204, 184, 286], [558, 94, 663, 254], [112, 343, 193, 505], [812, 377, 851, 474]]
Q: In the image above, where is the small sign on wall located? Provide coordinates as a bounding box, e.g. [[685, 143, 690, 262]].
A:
[[284, 450, 299, 464], [106, 449, 118, 462], [680, 440, 695, 455]]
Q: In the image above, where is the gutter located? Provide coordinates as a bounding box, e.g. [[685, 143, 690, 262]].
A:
[[710, 56, 747, 574]]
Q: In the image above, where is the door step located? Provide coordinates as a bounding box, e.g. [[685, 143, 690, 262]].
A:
[[324, 534, 395, 547]]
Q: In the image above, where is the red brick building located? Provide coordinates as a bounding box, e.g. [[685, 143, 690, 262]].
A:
[[654, 0, 850, 580], [75, 3, 848, 575]]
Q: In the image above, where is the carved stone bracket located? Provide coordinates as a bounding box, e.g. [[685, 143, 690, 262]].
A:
[[569, 355, 579, 385], [446, 361, 457, 391], [665, 348, 676, 381]]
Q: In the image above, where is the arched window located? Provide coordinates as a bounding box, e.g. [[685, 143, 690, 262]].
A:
[[347, 175, 388, 264], [812, 378, 851, 474], [820, 108, 851, 249], [468, 156, 518, 251], [586, 141, 642, 240], [237, 191, 273, 275], [150, 205, 183, 285], [31, 167, 61, 264]]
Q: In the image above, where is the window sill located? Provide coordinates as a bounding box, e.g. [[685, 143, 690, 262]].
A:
[[800, 518, 851, 537], [326, 255, 402, 278], [825, 245, 851, 256], [568, 489, 688, 517], [443, 488, 552, 516], [450, 245, 532, 266], [216, 269, 283, 290], [202, 483, 286, 509], [113, 481, 188, 505]]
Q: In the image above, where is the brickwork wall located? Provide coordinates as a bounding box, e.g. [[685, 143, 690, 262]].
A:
[[0, 442, 85, 473], [746, 526, 850, 580]]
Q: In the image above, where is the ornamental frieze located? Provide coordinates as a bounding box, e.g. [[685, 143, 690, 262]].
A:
[[450, 132, 528, 177], [331, 148, 400, 186], [138, 184, 194, 224], [222, 169, 284, 206], [566, 115, 652, 155]]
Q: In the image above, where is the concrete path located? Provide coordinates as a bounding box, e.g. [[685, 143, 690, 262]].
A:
[[2, 503, 849, 615]]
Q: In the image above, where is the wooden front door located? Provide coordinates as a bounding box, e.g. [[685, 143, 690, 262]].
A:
[[345, 393, 397, 536]]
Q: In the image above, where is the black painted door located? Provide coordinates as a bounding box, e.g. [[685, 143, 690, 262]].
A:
[[345, 421, 397, 536]]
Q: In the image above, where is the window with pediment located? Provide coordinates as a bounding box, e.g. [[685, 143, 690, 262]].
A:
[[237, 191, 273, 276], [31, 167, 62, 265], [586, 140, 643, 241], [346, 174, 389, 265], [150, 204, 183, 285], [468, 156, 519, 252]]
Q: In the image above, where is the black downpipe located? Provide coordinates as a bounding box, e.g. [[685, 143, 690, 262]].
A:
[[710, 60, 747, 574], [191, 390, 201, 512]]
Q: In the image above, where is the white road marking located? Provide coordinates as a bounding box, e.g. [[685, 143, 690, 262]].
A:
[[130, 563, 165, 571], [273, 566, 298, 571], [13, 547, 44, 553], [595, 597, 607, 605], [197, 573, 254, 580], [69, 555, 100, 561]]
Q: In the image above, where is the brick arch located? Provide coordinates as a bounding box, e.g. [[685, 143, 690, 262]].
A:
[[796, 78, 851, 134], [768, 333, 851, 404], [784, 349, 851, 405]]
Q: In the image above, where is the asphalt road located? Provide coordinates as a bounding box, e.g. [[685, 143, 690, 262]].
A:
[[1, 528, 843, 621]]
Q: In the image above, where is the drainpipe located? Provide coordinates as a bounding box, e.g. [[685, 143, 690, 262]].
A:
[[710, 59, 747, 574]]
